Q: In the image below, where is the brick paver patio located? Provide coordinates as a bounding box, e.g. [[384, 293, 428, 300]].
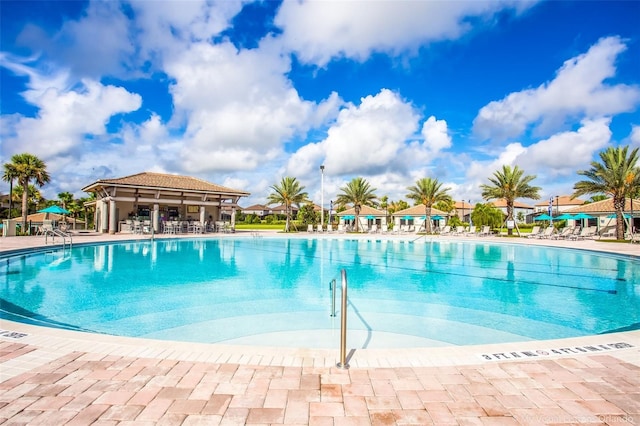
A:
[[0, 341, 638, 425]]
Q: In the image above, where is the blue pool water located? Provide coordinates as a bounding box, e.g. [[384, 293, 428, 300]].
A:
[[1, 237, 639, 348]]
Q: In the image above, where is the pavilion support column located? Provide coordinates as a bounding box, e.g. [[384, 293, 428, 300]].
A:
[[153, 204, 160, 232], [100, 200, 108, 233], [231, 207, 236, 230], [108, 199, 117, 234], [199, 206, 206, 225]]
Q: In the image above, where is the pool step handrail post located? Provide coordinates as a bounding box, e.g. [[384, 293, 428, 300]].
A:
[[330, 278, 337, 317], [337, 269, 349, 369]]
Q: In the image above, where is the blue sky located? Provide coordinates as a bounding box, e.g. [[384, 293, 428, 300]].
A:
[[1, 0, 639, 209]]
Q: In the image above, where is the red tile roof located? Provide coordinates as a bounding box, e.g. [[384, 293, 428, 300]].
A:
[[83, 172, 249, 195]]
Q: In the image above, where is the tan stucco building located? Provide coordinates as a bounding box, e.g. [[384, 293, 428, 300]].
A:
[[82, 172, 250, 234]]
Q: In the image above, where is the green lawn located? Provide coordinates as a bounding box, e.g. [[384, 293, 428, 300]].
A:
[[234, 223, 287, 231]]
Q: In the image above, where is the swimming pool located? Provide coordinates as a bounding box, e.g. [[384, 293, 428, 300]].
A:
[[1, 237, 639, 348]]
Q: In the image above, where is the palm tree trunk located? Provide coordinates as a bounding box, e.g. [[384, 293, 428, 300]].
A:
[[285, 204, 290, 232], [21, 178, 28, 233], [7, 179, 13, 219], [354, 205, 360, 232], [506, 204, 514, 236], [614, 196, 625, 239], [425, 204, 431, 233]]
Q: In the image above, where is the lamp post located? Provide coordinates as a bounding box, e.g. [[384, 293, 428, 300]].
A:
[[555, 195, 559, 217], [461, 200, 465, 224], [468, 199, 471, 226], [320, 165, 325, 226]]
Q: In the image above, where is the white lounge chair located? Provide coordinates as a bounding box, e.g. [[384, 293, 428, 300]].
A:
[[369, 224, 378, 233], [526, 226, 541, 238], [381, 224, 388, 233], [536, 227, 555, 239], [465, 225, 477, 236], [570, 226, 597, 240], [307, 224, 314, 232], [479, 225, 491, 236], [552, 227, 573, 240], [439, 225, 452, 235], [316, 224, 324, 233]]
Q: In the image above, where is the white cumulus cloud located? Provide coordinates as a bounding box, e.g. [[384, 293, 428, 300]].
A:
[[473, 36, 640, 141], [275, 0, 537, 66]]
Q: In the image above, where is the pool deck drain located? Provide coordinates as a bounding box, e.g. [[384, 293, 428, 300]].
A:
[[1, 231, 639, 424]]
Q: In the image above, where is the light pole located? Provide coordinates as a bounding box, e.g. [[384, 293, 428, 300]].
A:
[[320, 165, 325, 226], [555, 195, 559, 217], [461, 200, 465, 224]]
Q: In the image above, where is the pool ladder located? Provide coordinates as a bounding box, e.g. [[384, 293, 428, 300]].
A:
[[330, 269, 349, 369], [44, 228, 73, 250]]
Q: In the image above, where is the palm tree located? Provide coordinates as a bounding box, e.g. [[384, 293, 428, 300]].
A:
[[335, 177, 378, 232], [480, 165, 541, 235], [267, 177, 309, 232], [4, 153, 50, 232], [406, 177, 452, 233], [573, 145, 640, 240], [2, 162, 19, 219]]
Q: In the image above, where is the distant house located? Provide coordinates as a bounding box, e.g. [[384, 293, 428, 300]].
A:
[[269, 204, 299, 217], [392, 205, 447, 230], [82, 172, 250, 234], [565, 197, 639, 232], [337, 205, 387, 230], [453, 200, 474, 222], [488, 199, 535, 223], [534, 195, 586, 215], [241, 204, 270, 217]]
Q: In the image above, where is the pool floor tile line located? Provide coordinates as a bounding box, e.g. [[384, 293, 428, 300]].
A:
[[1, 232, 639, 424]]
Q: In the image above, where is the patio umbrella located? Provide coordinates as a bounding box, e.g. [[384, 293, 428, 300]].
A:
[[555, 213, 574, 220], [366, 215, 375, 220], [431, 215, 443, 220], [607, 213, 631, 219], [534, 214, 552, 221], [38, 205, 70, 215], [573, 213, 594, 220], [342, 215, 354, 220], [572, 212, 594, 228], [403, 215, 413, 220]]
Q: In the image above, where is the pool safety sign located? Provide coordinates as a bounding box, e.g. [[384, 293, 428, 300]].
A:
[[479, 342, 634, 361]]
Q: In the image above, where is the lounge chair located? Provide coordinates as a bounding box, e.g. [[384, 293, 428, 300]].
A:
[[598, 227, 616, 239], [536, 227, 555, 239], [479, 225, 491, 236], [381, 224, 388, 233], [526, 226, 541, 238], [439, 225, 452, 235], [465, 225, 477, 236], [631, 233, 640, 244], [337, 224, 345, 233], [307, 224, 314, 232], [454, 226, 465, 235], [369, 224, 378, 233], [552, 227, 573, 240], [569, 226, 596, 240], [316, 224, 324, 233]]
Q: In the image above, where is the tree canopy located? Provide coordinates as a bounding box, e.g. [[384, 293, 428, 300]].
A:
[[480, 165, 540, 235], [335, 177, 378, 232], [267, 177, 309, 232], [406, 177, 451, 233], [573, 145, 640, 239]]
